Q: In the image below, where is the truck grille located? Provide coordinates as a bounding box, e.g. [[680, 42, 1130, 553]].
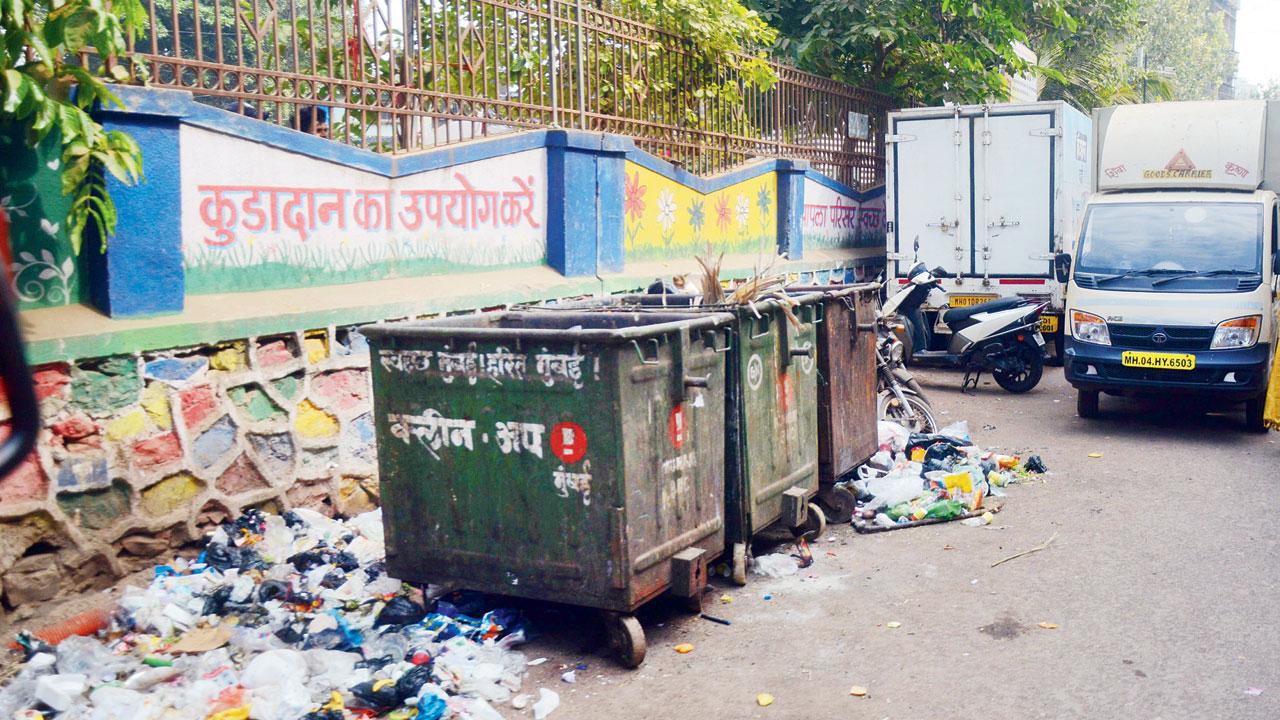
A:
[[1108, 324, 1214, 350]]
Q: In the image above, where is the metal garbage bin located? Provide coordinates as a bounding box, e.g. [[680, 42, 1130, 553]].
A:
[[365, 310, 734, 668], [543, 293, 827, 585], [786, 284, 881, 491]]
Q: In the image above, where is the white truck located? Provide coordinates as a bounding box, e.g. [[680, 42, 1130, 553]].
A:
[[1060, 100, 1279, 430], [885, 101, 1092, 362]]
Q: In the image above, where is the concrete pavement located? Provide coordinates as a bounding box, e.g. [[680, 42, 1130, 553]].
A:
[[514, 367, 1280, 720]]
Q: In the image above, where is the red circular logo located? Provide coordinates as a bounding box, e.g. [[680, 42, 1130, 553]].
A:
[[550, 422, 588, 464], [668, 405, 687, 449]]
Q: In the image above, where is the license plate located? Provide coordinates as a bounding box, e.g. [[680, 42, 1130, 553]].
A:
[[1039, 315, 1060, 334], [1121, 351, 1196, 370], [948, 294, 999, 308]]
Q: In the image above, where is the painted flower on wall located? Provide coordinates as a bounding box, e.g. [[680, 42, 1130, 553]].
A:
[[656, 189, 677, 232], [624, 172, 647, 222], [688, 199, 705, 233], [715, 195, 732, 232], [756, 187, 772, 217], [735, 194, 750, 229]]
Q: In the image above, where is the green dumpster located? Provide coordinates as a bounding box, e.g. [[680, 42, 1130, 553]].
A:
[[786, 284, 881, 487], [364, 310, 733, 667], [541, 293, 828, 585]]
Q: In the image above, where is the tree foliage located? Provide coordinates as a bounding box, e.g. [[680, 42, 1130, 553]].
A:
[[750, 0, 1078, 105], [0, 0, 147, 253], [1128, 0, 1234, 101]]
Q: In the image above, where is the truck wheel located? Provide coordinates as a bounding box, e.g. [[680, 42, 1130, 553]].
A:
[[1244, 396, 1267, 433], [1077, 390, 1100, 419]]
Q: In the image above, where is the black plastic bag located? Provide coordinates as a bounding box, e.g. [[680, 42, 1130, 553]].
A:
[[396, 663, 435, 701], [350, 680, 401, 712], [375, 596, 426, 627]]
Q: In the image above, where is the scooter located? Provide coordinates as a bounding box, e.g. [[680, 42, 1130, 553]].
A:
[[883, 261, 1048, 393]]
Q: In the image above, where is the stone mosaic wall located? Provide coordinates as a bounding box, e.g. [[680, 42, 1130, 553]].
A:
[[0, 325, 379, 611]]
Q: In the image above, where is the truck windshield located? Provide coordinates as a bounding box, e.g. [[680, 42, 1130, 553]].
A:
[[1076, 202, 1262, 278]]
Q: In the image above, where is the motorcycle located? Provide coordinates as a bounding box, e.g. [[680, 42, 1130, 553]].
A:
[[875, 318, 938, 433], [884, 261, 1048, 393]]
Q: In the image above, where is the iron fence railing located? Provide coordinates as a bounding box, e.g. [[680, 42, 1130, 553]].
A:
[[129, 0, 892, 188]]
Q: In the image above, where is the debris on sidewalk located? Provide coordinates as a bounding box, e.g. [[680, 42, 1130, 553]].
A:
[[847, 421, 1048, 533], [0, 508, 540, 720], [991, 532, 1058, 567]]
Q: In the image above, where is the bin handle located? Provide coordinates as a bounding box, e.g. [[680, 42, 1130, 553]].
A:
[[684, 375, 710, 388], [704, 327, 732, 354], [749, 315, 770, 340], [630, 338, 661, 365]]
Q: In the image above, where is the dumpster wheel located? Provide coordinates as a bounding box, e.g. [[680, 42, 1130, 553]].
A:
[[731, 542, 748, 586], [798, 502, 827, 541], [605, 613, 647, 668]]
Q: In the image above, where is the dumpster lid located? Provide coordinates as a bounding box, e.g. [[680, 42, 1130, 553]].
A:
[[362, 309, 734, 343]]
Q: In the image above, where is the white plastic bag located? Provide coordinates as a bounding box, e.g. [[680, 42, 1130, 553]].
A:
[[859, 467, 927, 509], [877, 421, 910, 453], [750, 553, 799, 578]]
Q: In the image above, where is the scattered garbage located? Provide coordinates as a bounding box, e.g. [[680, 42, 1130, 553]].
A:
[[1038, 622, 1059, 630], [756, 693, 775, 707], [848, 685, 868, 697], [0, 508, 537, 720], [885, 622, 901, 629], [699, 615, 731, 626], [750, 553, 800, 578], [846, 422, 1049, 533], [673, 643, 695, 654], [1245, 687, 1264, 696]]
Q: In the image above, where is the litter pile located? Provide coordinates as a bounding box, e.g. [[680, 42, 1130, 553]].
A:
[[0, 509, 547, 720], [847, 421, 1047, 533]]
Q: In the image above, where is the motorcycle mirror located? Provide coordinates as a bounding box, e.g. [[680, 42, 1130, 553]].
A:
[[931, 266, 950, 279], [1054, 253, 1072, 283], [913, 236, 920, 253]]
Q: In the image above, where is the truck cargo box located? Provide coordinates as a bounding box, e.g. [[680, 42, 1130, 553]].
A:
[[1094, 100, 1280, 193]]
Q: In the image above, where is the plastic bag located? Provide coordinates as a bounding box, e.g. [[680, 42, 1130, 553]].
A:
[[750, 553, 798, 578], [937, 420, 971, 443], [857, 467, 928, 509], [532, 688, 560, 720], [375, 596, 427, 627], [877, 421, 910, 453]]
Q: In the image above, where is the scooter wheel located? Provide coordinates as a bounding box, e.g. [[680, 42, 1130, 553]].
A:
[[993, 342, 1044, 393]]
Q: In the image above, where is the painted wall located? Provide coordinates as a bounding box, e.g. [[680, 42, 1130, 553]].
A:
[[1, 126, 82, 310], [801, 177, 887, 251], [623, 162, 777, 261], [0, 325, 379, 607], [183, 126, 547, 293]]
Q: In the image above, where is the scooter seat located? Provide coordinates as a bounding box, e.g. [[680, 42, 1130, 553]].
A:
[[943, 296, 1025, 328]]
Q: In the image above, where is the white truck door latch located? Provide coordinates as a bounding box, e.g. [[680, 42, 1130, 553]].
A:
[[1030, 128, 1063, 138], [884, 134, 917, 144]]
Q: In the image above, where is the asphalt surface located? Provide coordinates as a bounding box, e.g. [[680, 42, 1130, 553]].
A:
[[512, 367, 1280, 720]]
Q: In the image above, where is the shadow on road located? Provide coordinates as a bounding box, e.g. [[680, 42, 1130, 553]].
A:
[[913, 367, 1264, 447]]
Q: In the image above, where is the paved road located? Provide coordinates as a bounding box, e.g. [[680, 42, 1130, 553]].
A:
[[513, 367, 1280, 720]]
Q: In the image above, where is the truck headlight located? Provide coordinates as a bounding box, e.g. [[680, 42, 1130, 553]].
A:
[[1071, 310, 1110, 346], [1210, 315, 1261, 349]]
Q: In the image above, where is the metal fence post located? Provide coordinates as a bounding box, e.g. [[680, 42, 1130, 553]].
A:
[[550, 0, 560, 127], [574, 0, 587, 130]]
